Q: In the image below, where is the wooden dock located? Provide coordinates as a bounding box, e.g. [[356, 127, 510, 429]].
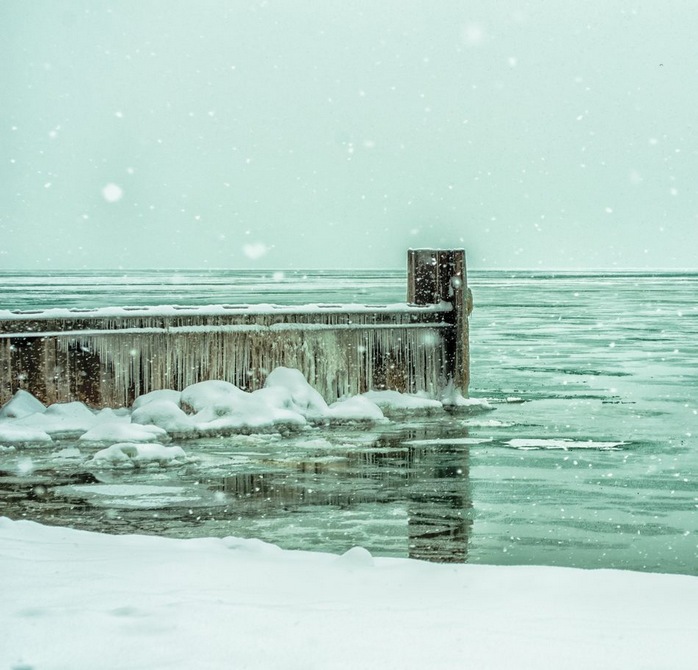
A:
[[0, 250, 470, 407]]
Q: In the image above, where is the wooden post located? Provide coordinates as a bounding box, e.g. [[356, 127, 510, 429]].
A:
[[407, 249, 470, 395]]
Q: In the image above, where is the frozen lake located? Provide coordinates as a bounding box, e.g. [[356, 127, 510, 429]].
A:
[[1, 270, 696, 574]]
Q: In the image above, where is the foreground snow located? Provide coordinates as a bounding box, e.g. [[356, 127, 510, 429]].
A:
[[1, 519, 696, 670]]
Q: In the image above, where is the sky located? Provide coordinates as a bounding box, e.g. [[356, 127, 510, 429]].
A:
[[1, 0, 697, 271]]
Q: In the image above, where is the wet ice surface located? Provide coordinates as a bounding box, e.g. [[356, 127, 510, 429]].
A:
[[1, 271, 697, 574]]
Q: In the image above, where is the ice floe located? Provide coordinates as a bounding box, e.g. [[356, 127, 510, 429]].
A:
[[404, 436, 494, 446], [89, 443, 193, 467], [362, 390, 443, 413], [79, 422, 168, 444], [506, 438, 626, 450]]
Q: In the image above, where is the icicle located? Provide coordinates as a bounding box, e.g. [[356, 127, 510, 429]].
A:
[[1, 303, 455, 406]]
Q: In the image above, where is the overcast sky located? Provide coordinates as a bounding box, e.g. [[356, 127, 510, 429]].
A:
[[1, 1, 697, 270]]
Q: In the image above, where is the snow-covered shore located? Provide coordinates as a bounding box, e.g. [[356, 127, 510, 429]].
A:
[[1, 517, 697, 670]]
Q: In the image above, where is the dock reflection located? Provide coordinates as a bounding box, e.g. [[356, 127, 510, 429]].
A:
[[212, 430, 473, 563]]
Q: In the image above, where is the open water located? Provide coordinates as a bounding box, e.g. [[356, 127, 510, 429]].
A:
[[1, 270, 697, 574]]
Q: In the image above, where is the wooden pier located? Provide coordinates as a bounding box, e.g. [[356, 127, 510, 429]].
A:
[[0, 250, 470, 408]]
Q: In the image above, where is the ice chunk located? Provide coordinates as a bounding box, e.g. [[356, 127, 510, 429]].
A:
[[440, 383, 493, 411], [79, 422, 167, 443], [463, 419, 514, 428], [506, 439, 625, 451], [0, 389, 46, 419], [362, 390, 443, 413], [53, 447, 82, 460], [90, 443, 191, 467], [404, 437, 493, 446]]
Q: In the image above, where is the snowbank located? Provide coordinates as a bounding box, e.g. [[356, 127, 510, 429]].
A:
[[1, 518, 696, 670], [0, 367, 492, 444]]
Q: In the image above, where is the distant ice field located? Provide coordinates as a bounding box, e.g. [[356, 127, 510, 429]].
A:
[[1, 270, 696, 574]]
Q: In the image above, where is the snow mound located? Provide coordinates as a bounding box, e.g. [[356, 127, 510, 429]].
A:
[[327, 396, 385, 423], [181, 380, 248, 413], [90, 443, 192, 467], [131, 399, 194, 435], [185, 380, 307, 434], [0, 389, 46, 419], [132, 389, 182, 410], [263, 367, 329, 420], [15, 400, 97, 436]]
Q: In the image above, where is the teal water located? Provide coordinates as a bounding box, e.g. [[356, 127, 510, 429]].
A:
[[1, 270, 696, 574]]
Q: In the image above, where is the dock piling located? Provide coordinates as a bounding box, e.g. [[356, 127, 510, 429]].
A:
[[408, 249, 469, 394]]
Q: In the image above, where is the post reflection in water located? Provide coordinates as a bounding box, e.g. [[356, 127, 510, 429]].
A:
[[212, 432, 473, 563], [406, 451, 472, 563]]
